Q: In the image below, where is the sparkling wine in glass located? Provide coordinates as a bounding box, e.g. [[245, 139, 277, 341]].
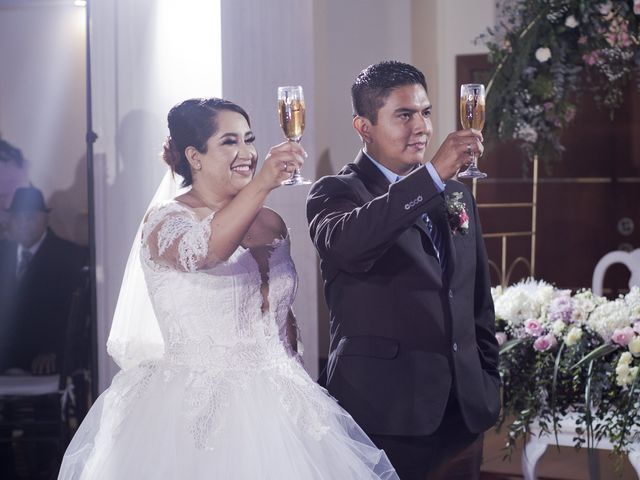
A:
[[277, 85, 311, 185], [458, 83, 487, 179]]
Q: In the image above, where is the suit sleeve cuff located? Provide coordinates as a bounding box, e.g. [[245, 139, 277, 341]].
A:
[[425, 163, 446, 193]]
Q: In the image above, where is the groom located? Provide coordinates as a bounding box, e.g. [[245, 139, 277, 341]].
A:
[[306, 61, 500, 479]]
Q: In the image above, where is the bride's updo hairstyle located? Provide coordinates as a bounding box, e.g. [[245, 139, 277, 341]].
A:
[[162, 98, 251, 187]]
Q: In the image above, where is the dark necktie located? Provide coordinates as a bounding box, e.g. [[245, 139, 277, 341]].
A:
[[422, 213, 447, 272], [17, 249, 33, 279]]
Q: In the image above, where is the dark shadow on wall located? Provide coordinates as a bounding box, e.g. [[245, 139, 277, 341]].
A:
[[48, 154, 88, 246]]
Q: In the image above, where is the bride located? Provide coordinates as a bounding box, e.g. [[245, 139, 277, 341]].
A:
[[58, 98, 398, 479]]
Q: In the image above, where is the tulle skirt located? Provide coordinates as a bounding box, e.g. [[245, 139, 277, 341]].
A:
[[58, 359, 398, 479]]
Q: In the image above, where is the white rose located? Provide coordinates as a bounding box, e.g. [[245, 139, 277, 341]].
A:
[[552, 319, 566, 336], [564, 327, 583, 346], [616, 363, 630, 378], [620, 351, 633, 365], [564, 15, 579, 28], [628, 336, 640, 357], [598, 1, 612, 16], [619, 366, 640, 387], [535, 47, 552, 63], [617, 373, 630, 387]]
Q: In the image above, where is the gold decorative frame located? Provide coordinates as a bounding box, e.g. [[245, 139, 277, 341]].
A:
[[475, 156, 539, 288]]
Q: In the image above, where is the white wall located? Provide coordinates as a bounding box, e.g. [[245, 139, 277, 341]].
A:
[[314, 0, 413, 175], [413, 0, 496, 160], [0, 2, 87, 244]]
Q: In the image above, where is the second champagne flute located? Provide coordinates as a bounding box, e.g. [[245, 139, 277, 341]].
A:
[[458, 83, 487, 179], [277, 85, 311, 185]]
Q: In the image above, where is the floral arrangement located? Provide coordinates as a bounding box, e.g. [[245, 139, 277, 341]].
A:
[[479, 0, 640, 169], [445, 192, 469, 235], [493, 280, 640, 459]]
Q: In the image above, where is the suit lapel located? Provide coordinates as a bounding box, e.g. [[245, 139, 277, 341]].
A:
[[353, 151, 391, 198], [439, 185, 457, 282]]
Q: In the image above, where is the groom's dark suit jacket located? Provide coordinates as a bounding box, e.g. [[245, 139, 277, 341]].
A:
[[307, 152, 500, 436]]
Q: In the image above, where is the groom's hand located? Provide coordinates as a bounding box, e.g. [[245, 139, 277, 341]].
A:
[[430, 129, 483, 181]]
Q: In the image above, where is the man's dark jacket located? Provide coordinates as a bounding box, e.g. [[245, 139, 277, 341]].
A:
[[0, 230, 87, 371], [307, 152, 500, 436]]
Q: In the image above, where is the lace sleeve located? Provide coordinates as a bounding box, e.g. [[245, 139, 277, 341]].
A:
[[142, 203, 218, 272]]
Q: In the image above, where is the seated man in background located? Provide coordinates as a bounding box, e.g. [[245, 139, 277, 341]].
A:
[[0, 139, 30, 241], [0, 186, 88, 375]]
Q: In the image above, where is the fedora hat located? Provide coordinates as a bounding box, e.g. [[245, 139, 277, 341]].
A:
[[6, 186, 51, 213]]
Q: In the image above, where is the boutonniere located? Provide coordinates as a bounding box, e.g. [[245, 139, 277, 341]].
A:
[[445, 192, 469, 235]]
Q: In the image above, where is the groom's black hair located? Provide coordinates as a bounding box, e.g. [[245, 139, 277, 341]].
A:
[[351, 61, 428, 124]]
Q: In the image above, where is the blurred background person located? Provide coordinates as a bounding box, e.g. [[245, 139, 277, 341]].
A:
[[0, 186, 87, 375], [0, 139, 30, 241]]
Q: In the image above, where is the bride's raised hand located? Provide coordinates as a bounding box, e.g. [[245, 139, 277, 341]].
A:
[[254, 141, 306, 191]]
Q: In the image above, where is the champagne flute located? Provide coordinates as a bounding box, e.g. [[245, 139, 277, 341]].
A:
[[458, 83, 487, 179], [277, 85, 311, 185]]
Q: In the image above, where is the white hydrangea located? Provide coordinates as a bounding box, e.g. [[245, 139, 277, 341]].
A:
[[571, 290, 606, 325], [552, 319, 566, 336], [616, 351, 638, 387], [564, 327, 583, 346], [588, 298, 632, 342], [515, 124, 538, 144], [624, 286, 640, 320], [494, 279, 554, 327]]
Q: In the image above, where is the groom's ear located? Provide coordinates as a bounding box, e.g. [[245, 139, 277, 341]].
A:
[[353, 116, 372, 144]]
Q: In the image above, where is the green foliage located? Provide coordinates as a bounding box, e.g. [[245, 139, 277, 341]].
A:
[[478, 0, 640, 170]]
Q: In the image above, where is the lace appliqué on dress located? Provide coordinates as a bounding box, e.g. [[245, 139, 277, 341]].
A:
[[138, 204, 328, 450]]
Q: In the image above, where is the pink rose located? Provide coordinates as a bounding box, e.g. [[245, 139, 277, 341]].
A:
[[635, 0, 640, 15], [525, 318, 544, 337], [534, 334, 558, 352], [583, 52, 599, 66], [612, 326, 635, 346], [459, 210, 469, 227], [495, 332, 508, 346]]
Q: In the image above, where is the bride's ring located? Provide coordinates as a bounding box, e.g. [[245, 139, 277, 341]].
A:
[[466, 144, 472, 155], [283, 162, 289, 172]]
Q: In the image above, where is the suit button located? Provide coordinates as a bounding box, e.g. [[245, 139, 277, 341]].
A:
[[448, 289, 453, 298], [453, 342, 458, 352]]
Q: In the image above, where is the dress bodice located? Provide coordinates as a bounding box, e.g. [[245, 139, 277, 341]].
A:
[[140, 201, 299, 368]]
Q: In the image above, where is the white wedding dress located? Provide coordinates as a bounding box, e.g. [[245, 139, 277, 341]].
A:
[[59, 201, 397, 479]]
